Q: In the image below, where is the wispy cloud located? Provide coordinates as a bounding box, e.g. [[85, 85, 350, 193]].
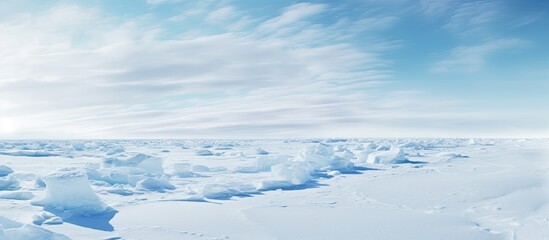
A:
[[444, 1, 500, 37], [206, 6, 239, 23], [258, 3, 327, 32], [431, 38, 527, 72], [419, 0, 459, 17], [1, 1, 545, 138], [0, 2, 420, 138], [145, 0, 184, 5]]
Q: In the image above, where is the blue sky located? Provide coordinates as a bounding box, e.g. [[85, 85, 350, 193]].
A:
[[0, 0, 547, 138]]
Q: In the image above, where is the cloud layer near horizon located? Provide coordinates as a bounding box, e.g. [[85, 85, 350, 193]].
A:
[[0, 0, 547, 138]]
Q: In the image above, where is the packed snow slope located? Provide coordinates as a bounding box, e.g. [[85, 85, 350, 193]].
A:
[[0, 138, 547, 240]]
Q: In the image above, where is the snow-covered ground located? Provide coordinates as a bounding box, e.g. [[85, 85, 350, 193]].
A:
[[0, 138, 547, 240]]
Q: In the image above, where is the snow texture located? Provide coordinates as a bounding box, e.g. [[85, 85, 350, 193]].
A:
[[0, 138, 547, 240]]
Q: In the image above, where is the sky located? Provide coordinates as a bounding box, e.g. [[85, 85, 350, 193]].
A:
[[0, 0, 547, 139]]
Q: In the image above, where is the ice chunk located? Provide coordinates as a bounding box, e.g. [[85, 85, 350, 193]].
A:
[[91, 168, 133, 185], [256, 155, 289, 170], [356, 150, 374, 162], [106, 185, 134, 196], [323, 138, 348, 143], [172, 163, 202, 178], [127, 154, 164, 175], [32, 168, 112, 215], [366, 146, 408, 164], [0, 165, 14, 177], [436, 152, 464, 157], [295, 143, 354, 172], [191, 165, 210, 172], [209, 166, 228, 172], [0, 175, 20, 191], [231, 151, 246, 157], [375, 145, 390, 151], [103, 153, 164, 175], [235, 155, 290, 173], [85, 163, 100, 170], [32, 212, 63, 225], [71, 143, 85, 151], [256, 148, 269, 155], [196, 149, 214, 156], [105, 147, 124, 156], [0, 150, 58, 157], [0, 216, 69, 240], [234, 165, 261, 173], [327, 170, 341, 176], [333, 145, 346, 152], [136, 177, 175, 192], [295, 143, 333, 168], [435, 152, 468, 160], [258, 162, 312, 190], [35, 177, 46, 188], [173, 163, 191, 174], [215, 146, 233, 150], [398, 141, 425, 150], [337, 149, 355, 160], [43, 217, 63, 225], [201, 144, 213, 148], [201, 183, 257, 200]]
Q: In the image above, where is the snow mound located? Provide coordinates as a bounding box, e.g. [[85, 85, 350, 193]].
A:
[[136, 177, 175, 192], [32, 168, 112, 215], [0, 165, 14, 177], [0, 216, 69, 240], [196, 149, 214, 156], [0, 175, 20, 191], [366, 146, 408, 164], [0, 191, 34, 200]]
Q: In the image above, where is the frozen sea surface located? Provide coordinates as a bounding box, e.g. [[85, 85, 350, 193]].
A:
[[0, 138, 547, 239]]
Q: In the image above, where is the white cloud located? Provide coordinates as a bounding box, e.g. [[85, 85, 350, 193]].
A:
[[0, 3, 401, 138], [1, 1, 528, 139], [431, 38, 527, 72], [444, 1, 500, 36], [145, 0, 184, 5], [419, 0, 458, 16], [258, 3, 327, 32], [206, 6, 239, 23]]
